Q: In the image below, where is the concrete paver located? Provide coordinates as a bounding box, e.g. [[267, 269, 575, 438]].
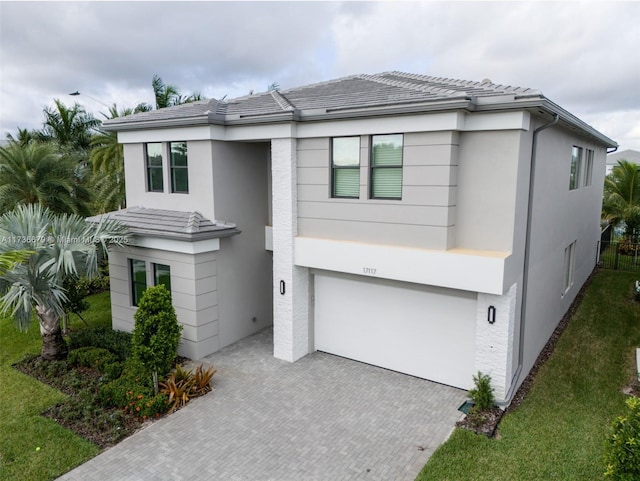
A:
[[57, 328, 466, 481]]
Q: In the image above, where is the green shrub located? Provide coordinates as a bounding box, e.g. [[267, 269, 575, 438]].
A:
[[132, 285, 182, 393], [604, 396, 640, 480], [99, 373, 167, 419], [468, 371, 495, 411], [78, 275, 109, 295], [68, 347, 119, 371], [67, 326, 132, 360]]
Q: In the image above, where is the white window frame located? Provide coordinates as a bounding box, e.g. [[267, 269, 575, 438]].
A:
[[562, 241, 576, 296], [331, 137, 361, 199], [584, 149, 594, 187], [569, 146, 582, 190]]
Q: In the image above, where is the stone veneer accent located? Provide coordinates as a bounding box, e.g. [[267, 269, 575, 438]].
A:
[[271, 138, 310, 362], [474, 282, 517, 401]]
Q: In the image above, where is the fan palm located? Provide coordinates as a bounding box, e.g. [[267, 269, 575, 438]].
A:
[[0, 142, 92, 215], [0, 204, 128, 359], [602, 160, 640, 238]]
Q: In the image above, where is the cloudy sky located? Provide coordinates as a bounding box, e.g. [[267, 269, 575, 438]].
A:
[[1, 1, 639, 151]]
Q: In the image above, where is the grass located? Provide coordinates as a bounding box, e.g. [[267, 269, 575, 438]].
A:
[[417, 270, 640, 480], [0, 292, 111, 481]]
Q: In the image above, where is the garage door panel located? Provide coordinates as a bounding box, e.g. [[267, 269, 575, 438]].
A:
[[314, 274, 476, 389]]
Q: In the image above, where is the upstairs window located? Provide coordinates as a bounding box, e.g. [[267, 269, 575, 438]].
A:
[[569, 146, 582, 190], [130, 259, 147, 306], [170, 142, 189, 193], [370, 134, 403, 200], [584, 149, 594, 187], [146, 143, 164, 192], [331, 137, 360, 198], [153, 263, 171, 293]]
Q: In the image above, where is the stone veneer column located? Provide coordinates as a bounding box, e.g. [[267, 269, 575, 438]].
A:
[[474, 282, 517, 402], [271, 138, 310, 362]]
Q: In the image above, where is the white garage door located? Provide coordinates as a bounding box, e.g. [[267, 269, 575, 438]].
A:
[[314, 274, 477, 389]]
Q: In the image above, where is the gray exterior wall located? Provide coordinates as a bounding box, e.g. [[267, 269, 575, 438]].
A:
[[123, 140, 216, 220], [296, 132, 458, 249], [211, 141, 273, 348], [108, 245, 219, 359], [516, 118, 607, 389], [114, 139, 273, 358], [455, 130, 526, 252]]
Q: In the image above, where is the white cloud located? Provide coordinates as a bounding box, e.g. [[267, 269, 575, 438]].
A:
[[1, 1, 638, 150]]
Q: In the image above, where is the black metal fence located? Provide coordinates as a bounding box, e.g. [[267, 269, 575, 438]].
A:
[[598, 240, 640, 272]]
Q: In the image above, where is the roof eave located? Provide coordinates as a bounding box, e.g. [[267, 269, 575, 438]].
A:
[[473, 96, 617, 148], [102, 114, 223, 132], [128, 227, 241, 241]]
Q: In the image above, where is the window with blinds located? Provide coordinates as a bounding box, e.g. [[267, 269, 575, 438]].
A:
[[331, 137, 360, 198], [370, 134, 403, 199]]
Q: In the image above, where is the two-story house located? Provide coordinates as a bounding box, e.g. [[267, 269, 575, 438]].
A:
[[94, 72, 616, 404]]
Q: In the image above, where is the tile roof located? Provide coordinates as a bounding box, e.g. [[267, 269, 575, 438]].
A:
[[87, 206, 239, 241], [101, 70, 616, 148], [104, 71, 542, 127]]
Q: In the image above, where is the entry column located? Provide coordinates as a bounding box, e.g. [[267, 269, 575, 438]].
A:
[[271, 138, 310, 362]]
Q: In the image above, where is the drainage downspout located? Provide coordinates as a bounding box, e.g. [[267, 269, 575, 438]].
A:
[[503, 113, 559, 404]]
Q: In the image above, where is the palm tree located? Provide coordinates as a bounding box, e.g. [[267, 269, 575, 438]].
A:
[[0, 204, 128, 360], [90, 104, 151, 213], [5, 128, 40, 146], [0, 250, 33, 275], [602, 160, 640, 238], [151, 74, 203, 109], [40, 99, 101, 151], [0, 142, 92, 215]]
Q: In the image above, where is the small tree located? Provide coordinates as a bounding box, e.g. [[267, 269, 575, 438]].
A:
[[468, 371, 495, 411], [132, 285, 182, 393]]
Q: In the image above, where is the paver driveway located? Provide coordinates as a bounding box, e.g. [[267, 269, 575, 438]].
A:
[[58, 328, 467, 481]]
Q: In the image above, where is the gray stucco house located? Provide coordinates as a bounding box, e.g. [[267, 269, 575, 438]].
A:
[[96, 72, 616, 404]]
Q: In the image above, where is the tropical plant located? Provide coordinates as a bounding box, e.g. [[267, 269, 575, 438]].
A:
[[132, 284, 182, 393], [0, 204, 129, 360], [0, 141, 92, 215], [89, 104, 145, 213], [40, 99, 101, 151], [5, 127, 41, 146], [0, 250, 33, 275], [604, 396, 640, 480], [149, 74, 203, 109], [602, 160, 640, 239]]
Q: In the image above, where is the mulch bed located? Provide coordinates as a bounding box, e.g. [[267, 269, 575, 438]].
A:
[[457, 268, 599, 437], [13, 355, 146, 449], [456, 406, 504, 438]]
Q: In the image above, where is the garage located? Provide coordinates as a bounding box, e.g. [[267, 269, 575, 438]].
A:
[[313, 273, 477, 389]]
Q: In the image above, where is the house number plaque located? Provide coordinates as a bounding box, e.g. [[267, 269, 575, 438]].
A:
[[362, 267, 377, 275]]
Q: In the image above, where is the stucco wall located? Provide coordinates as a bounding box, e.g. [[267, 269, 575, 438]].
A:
[[296, 132, 458, 249], [123, 140, 216, 220], [517, 119, 607, 388], [455, 130, 525, 252], [211, 140, 273, 348]]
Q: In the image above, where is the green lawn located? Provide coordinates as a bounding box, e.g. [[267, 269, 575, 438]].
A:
[[417, 270, 640, 480], [0, 292, 111, 481]]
